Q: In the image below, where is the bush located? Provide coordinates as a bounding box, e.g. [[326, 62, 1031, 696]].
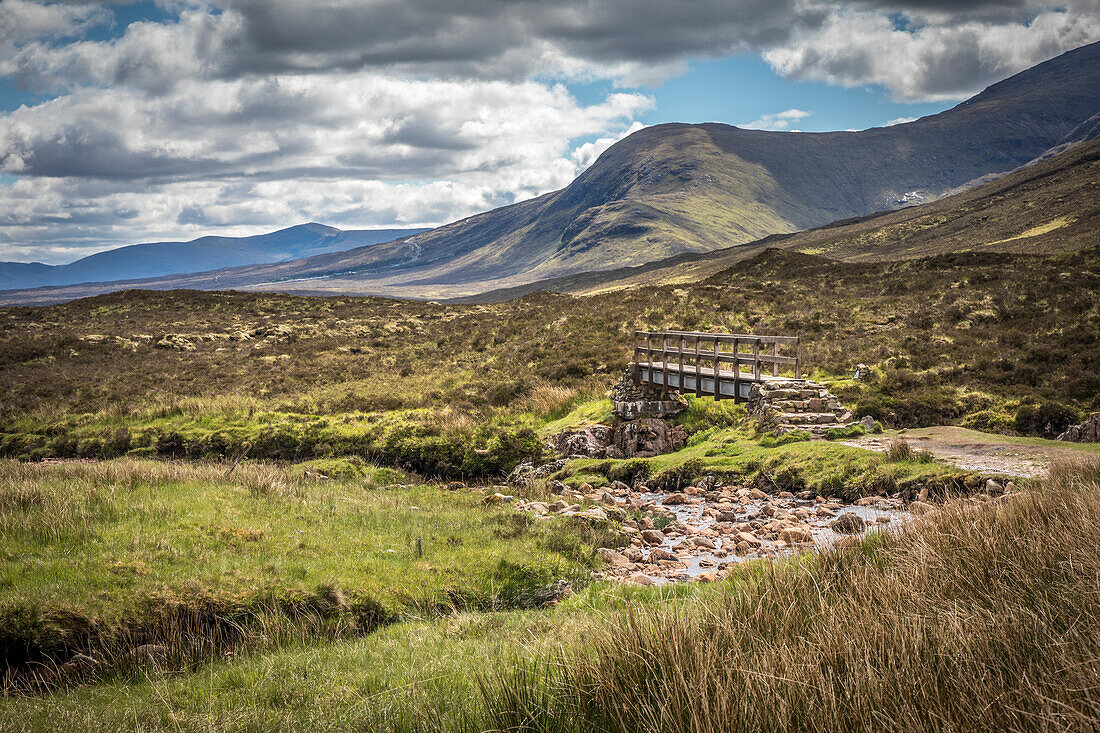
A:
[[1014, 401, 1081, 438]]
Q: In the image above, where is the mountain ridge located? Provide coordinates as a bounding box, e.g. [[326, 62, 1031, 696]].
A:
[[0, 224, 428, 290]]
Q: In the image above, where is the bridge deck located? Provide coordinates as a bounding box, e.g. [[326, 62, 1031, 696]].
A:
[[638, 362, 799, 401]]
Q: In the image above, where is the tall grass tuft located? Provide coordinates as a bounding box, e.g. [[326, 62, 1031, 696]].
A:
[[478, 456, 1100, 732], [525, 384, 584, 420]]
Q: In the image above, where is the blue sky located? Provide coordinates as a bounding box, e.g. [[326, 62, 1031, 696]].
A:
[[568, 56, 945, 132], [0, 0, 1096, 263]]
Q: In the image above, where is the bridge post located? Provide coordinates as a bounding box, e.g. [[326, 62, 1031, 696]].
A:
[[632, 331, 640, 386], [753, 338, 760, 382], [678, 334, 685, 392], [661, 335, 669, 394], [796, 336, 802, 379], [694, 335, 701, 397], [732, 337, 740, 402], [773, 341, 779, 377], [713, 335, 721, 401]]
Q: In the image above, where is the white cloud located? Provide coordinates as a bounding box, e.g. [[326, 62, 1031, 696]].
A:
[[884, 116, 918, 126], [740, 108, 813, 130], [0, 0, 109, 56], [0, 71, 652, 261], [764, 6, 1100, 101]]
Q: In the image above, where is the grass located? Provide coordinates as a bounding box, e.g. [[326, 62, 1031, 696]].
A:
[[5, 457, 1097, 731], [0, 458, 601, 685]]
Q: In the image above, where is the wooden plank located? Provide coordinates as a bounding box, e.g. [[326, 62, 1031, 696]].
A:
[[646, 333, 653, 387], [713, 335, 721, 401], [640, 329, 801, 345], [694, 335, 701, 397], [632, 331, 640, 385], [633, 345, 798, 366], [732, 337, 740, 402], [661, 335, 669, 392], [678, 334, 684, 391]]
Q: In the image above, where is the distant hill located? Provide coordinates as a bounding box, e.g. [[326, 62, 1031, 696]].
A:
[[0, 41, 1097, 305], [0, 224, 426, 290]]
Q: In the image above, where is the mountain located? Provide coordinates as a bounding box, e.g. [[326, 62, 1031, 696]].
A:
[[464, 135, 1100, 301], [0, 41, 1097, 305], [0, 224, 427, 290], [3, 133, 1097, 308]]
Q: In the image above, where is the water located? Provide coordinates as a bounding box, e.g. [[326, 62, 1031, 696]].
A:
[[632, 490, 911, 583]]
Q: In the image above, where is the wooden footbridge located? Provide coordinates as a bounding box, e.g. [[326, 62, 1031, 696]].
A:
[[633, 330, 802, 402]]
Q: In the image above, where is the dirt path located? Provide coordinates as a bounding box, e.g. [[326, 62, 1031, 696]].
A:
[[842, 426, 1099, 478]]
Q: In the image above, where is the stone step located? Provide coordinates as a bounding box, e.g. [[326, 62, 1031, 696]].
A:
[[769, 398, 842, 413], [777, 422, 858, 434], [758, 388, 824, 400], [775, 412, 848, 425]]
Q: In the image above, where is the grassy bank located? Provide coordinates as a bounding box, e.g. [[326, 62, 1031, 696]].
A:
[[0, 459, 601, 685]]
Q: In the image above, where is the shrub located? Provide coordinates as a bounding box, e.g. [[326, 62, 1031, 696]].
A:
[[1014, 401, 1081, 438]]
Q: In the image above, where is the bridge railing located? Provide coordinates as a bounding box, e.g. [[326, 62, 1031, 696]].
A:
[[632, 330, 802, 400]]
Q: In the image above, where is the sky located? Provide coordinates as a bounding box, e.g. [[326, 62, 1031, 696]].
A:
[[1, 0, 1098, 264]]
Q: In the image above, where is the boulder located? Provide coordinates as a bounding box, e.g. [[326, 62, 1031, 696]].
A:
[[609, 480, 631, 494], [553, 424, 616, 458], [604, 506, 628, 522], [780, 526, 814, 544], [831, 514, 866, 534], [695, 571, 718, 583], [127, 643, 169, 667], [909, 500, 936, 516], [641, 529, 665, 545], [1057, 413, 1100, 443], [597, 548, 630, 567], [625, 572, 656, 586], [482, 492, 515, 505], [649, 548, 677, 562], [662, 492, 689, 505], [735, 532, 762, 547]]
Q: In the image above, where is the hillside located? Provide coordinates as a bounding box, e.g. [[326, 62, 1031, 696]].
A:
[[0, 41, 1096, 306], [466, 134, 1100, 300], [0, 224, 426, 290]]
